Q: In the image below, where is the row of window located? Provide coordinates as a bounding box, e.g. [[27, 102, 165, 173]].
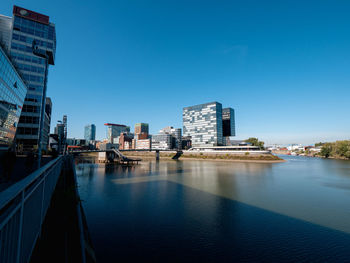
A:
[[0, 83, 23, 116], [14, 16, 49, 32], [28, 84, 43, 92], [17, 127, 38, 135], [16, 62, 45, 74], [0, 106, 17, 130], [11, 42, 33, 53], [12, 33, 54, 49], [11, 51, 45, 65], [19, 115, 39, 124], [13, 24, 49, 39], [22, 73, 43, 84], [0, 50, 27, 98], [25, 93, 42, 103], [22, 104, 39, 113]]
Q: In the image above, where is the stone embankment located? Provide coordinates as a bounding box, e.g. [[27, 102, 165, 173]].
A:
[[122, 151, 285, 163]]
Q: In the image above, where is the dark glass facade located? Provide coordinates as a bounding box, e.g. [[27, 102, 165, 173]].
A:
[[8, 6, 56, 151], [222, 108, 235, 137], [0, 45, 27, 150], [84, 124, 96, 141]]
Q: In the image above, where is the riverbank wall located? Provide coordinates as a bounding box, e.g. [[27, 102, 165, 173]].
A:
[[121, 151, 285, 163]]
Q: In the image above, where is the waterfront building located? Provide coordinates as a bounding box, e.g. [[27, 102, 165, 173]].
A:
[[222, 107, 235, 139], [152, 134, 172, 150], [0, 43, 27, 152], [159, 126, 182, 150], [84, 124, 96, 141], [181, 136, 192, 150], [230, 140, 251, 146], [135, 139, 151, 150], [183, 102, 223, 147], [172, 128, 182, 150], [119, 132, 133, 150], [135, 123, 149, 135], [135, 123, 149, 141], [105, 123, 130, 144], [183, 102, 237, 147], [0, 6, 57, 151]]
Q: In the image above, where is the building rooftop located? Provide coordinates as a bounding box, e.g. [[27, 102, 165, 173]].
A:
[[104, 123, 127, 127], [183, 101, 222, 110], [13, 5, 50, 25]]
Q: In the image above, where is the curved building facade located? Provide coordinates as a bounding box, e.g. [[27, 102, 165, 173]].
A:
[[0, 44, 27, 151]]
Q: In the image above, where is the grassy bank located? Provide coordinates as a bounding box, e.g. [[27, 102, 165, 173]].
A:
[[122, 151, 285, 163]]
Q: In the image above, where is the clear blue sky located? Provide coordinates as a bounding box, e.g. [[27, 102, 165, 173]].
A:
[[2, 0, 350, 145]]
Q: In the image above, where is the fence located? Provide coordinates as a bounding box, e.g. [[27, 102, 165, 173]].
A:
[[0, 156, 63, 263]]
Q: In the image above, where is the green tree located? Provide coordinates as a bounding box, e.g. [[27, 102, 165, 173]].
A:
[[245, 137, 265, 149], [320, 143, 332, 158], [334, 140, 350, 158]]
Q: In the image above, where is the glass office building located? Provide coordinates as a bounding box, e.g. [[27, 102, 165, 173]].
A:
[[183, 102, 223, 147], [84, 124, 96, 141], [222, 108, 235, 137], [105, 123, 130, 144], [0, 44, 27, 151], [0, 6, 57, 151]]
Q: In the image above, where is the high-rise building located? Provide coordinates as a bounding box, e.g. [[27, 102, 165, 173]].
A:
[[0, 6, 56, 151], [0, 44, 27, 152], [135, 123, 149, 135], [172, 128, 182, 150], [84, 124, 96, 141], [104, 123, 130, 144], [54, 123, 64, 140], [183, 102, 236, 147], [183, 102, 223, 147], [222, 108, 235, 137]]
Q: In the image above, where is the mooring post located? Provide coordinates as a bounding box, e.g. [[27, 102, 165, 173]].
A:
[[156, 150, 160, 161]]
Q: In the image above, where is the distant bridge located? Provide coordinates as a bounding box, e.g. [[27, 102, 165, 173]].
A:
[[69, 148, 183, 161], [69, 149, 142, 164]]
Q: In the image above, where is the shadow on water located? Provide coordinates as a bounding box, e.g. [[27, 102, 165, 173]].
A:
[[75, 157, 350, 262]]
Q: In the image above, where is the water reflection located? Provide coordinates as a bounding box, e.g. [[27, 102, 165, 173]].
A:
[[76, 156, 350, 262], [76, 156, 350, 234]]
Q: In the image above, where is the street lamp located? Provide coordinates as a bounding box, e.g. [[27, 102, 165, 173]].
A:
[[32, 40, 54, 168]]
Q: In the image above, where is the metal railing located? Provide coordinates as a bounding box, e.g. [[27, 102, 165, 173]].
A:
[[0, 156, 63, 263]]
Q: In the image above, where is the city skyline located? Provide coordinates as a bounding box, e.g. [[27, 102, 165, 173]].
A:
[[1, 0, 349, 145]]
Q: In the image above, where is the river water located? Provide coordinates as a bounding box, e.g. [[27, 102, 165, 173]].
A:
[[76, 155, 350, 262]]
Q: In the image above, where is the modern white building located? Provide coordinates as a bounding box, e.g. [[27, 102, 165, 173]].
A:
[[183, 102, 224, 147], [152, 134, 172, 150]]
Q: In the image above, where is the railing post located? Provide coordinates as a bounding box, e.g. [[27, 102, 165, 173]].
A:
[[16, 191, 25, 263]]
